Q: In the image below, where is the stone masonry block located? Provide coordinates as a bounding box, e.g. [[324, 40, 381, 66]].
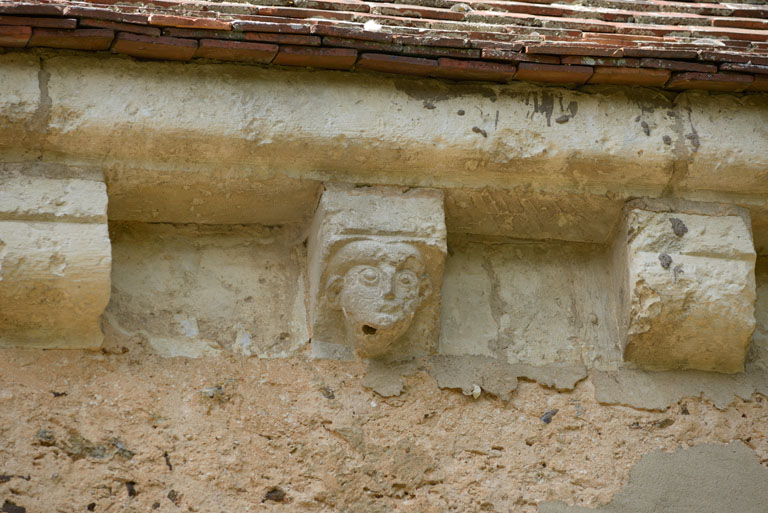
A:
[[0, 170, 111, 349], [613, 199, 756, 373], [308, 184, 446, 361]]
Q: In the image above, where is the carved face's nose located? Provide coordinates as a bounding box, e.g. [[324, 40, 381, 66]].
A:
[[380, 265, 396, 299]]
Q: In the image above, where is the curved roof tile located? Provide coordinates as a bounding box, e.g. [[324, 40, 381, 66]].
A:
[[1, 0, 767, 90]]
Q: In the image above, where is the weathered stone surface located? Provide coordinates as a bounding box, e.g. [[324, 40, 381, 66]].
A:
[[0, 53, 41, 161], [1, 35, 768, 513], [104, 167, 322, 225], [0, 222, 110, 349], [363, 356, 587, 398], [308, 185, 446, 360], [428, 355, 586, 399], [443, 187, 628, 244], [613, 199, 757, 373], [106, 222, 309, 358], [0, 168, 106, 222], [439, 238, 619, 367], [0, 172, 110, 348], [539, 442, 768, 513], [593, 367, 768, 410], [2, 345, 764, 512]]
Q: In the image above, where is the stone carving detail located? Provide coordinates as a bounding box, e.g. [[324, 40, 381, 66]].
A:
[[325, 240, 433, 358], [612, 198, 757, 373], [308, 185, 446, 360]]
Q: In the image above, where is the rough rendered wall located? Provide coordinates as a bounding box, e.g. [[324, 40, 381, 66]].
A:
[[1, 347, 766, 512]]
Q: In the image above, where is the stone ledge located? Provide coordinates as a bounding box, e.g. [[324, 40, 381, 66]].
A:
[[5, 55, 766, 252]]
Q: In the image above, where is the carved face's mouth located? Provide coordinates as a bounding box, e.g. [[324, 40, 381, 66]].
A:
[[360, 310, 411, 330], [357, 321, 392, 338], [355, 316, 404, 336], [353, 322, 398, 359]]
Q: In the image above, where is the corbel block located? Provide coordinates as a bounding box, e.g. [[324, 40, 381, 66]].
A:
[[308, 184, 446, 360], [613, 199, 756, 373], [0, 170, 111, 349]]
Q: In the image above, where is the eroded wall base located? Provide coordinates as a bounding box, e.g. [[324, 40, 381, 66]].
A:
[[0, 346, 765, 513]]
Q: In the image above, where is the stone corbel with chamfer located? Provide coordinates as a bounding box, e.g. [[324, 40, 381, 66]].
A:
[[612, 198, 757, 373], [308, 184, 446, 360], [0, 168, 111, 349]]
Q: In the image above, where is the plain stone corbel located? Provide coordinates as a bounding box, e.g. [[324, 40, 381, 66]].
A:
[[612, 198, 757, 373], [0, 168, 111, 349], [307, 184, 447, 361]]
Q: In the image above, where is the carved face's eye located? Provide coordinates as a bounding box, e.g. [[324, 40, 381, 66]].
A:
[[397, 270, 417, 287], [360, 267, 379, 285]]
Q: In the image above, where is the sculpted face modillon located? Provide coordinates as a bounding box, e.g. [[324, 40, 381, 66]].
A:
[[325, 240, 432, 359]]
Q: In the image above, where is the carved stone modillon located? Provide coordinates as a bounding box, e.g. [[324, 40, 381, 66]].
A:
[[308, 185, 446, 360], [325, 240, 432, 358], [612, 198, 757, 373]]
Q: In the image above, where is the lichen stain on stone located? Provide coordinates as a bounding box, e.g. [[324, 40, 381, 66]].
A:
[[392, 78, 498, 105], [556, 96, 578, 122], [532, 91, 555, 127]]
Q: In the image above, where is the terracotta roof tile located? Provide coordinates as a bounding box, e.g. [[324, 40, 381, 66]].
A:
[[482, 48, 561, 64], [562, 55, 641, 66], [1, 0, 767, 90], [112, 32, 198, 60], [0, 25, 32, 47], [747, 74, 768, 91], [164, 27, 244, 39], [721, 62, 768, 74], [233, 20, 314, 34], [526, 42, 625, 57], [0, 3, 64, 16], [640, 57, 718, 73], [147, 14, 231, 30], [588, 65, 671, 85], [667, 70, 754, 91], [433, 57, 517, 82], [357, 52, 438, 75], [515, 62, 594, 83], [0, 15, 76, 29], [195, 38, 277, 63], [273, 45, 357, 69], [63, 6, 149, 24], [81, 18, 161, 37], [29, 26, 113, 49]]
